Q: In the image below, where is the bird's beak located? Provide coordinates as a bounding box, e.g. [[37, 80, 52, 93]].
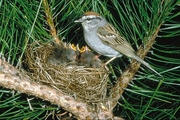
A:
[[74, 18, 83, 23]]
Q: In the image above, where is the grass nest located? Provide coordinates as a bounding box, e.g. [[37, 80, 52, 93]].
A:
[[24, 42, 109, 102]]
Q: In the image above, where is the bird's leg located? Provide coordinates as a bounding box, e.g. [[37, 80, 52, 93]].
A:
[[103, 57, 117, 72], [105, 56, 117, 65]]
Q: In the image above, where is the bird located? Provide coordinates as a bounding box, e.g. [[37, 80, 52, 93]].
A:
[[78, 45, 95, 67], [60, 43, 77, 65], [47, 43, 77, 66], [90, 56, 103, 68], [77, 45, 103, 68], [74, 11, 162, 77]]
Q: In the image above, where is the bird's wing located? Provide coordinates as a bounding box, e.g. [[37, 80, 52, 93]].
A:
[[97, 23, 163, 77], [97, 23, 135, 57]]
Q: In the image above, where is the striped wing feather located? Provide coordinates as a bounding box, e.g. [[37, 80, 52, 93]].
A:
[[97, 23, 135, 57]]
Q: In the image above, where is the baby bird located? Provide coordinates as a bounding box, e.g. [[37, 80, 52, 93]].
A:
[[47, 43, 77, 66], [60, 43, 77, 65], [78, 45, 103, 68], [78, 46, 94, 67]]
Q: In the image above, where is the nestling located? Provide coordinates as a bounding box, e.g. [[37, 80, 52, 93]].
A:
[[78, 45, 103, 68], [75, 11, 162, 77], [78, 45, 94, 67], [47, 43, 77, 66]]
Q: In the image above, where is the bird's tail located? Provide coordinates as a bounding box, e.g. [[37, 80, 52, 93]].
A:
[[132, 54, 163, 78]]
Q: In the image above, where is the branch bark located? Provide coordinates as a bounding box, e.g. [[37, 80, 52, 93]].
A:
[[0, 59, 124, 120], [0, 59, 91, 119]]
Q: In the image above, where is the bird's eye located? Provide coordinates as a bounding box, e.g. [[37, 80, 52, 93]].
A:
[[86, 18, 91, 21]]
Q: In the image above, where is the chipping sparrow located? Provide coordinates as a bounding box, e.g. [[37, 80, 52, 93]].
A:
[[78, 45, 94, 67], [78, 45, 103, 68], [75, 11, 162, 77], [90, 56, 103, 68], [47, 43, 77, 65], [61, 43, 77, 64]]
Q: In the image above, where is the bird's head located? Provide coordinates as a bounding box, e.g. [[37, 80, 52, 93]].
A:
[[75, 11, 106, 28]]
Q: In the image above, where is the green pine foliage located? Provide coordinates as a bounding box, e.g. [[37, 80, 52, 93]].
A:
[[0, 0, 180, 119]]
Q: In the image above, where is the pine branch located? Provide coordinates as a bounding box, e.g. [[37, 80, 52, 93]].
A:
[[1, 0, 179, 119], [42, 0, 62, 45], [0, 58, 125, 120]]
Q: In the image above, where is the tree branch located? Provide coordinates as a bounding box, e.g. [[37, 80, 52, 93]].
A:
[[0, 59, 124, 120], [42, 0, 62, 45]]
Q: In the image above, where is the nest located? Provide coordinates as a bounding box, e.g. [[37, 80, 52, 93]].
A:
[[24, 42, 109, 102]]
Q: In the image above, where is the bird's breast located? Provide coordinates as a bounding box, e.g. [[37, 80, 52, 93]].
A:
[[83, 29, 122, 58]]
